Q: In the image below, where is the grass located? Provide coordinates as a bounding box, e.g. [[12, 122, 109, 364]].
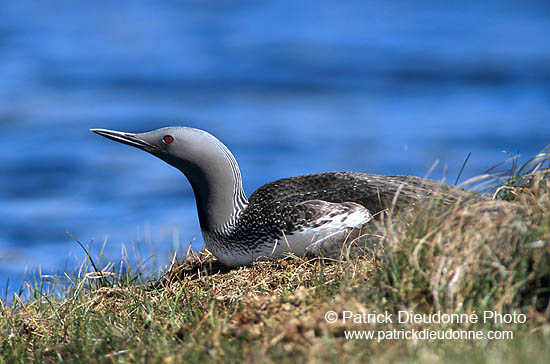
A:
[[1, 150, 549, 363]]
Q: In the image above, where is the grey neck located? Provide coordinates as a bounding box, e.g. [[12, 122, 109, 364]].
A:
[[171, 140, 248, 234]]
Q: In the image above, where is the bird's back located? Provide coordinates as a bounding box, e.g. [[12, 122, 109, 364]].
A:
[[247, 172, 474, 214]]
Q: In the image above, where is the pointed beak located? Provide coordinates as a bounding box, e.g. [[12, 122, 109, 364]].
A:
[[90, 128, 158, 151]]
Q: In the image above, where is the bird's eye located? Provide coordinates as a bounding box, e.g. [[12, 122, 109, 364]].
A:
[[163, 135, 174, 144]]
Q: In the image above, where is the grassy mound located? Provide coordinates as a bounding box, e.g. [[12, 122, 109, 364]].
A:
[[1, 151, 549, 363]]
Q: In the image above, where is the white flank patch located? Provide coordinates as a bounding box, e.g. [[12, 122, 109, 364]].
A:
[[266, 207, 371, 258]]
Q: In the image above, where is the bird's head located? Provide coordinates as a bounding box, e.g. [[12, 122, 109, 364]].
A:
[[90, 126, 228, 175]]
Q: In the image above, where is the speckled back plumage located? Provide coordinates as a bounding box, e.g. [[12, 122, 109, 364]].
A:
[[204, 172, 475, 265]]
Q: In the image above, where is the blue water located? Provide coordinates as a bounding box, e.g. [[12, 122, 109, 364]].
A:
[[1, 1, 549, 297]]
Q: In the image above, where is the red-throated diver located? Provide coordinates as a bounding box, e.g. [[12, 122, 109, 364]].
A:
[[91, 127, 471, 266]]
